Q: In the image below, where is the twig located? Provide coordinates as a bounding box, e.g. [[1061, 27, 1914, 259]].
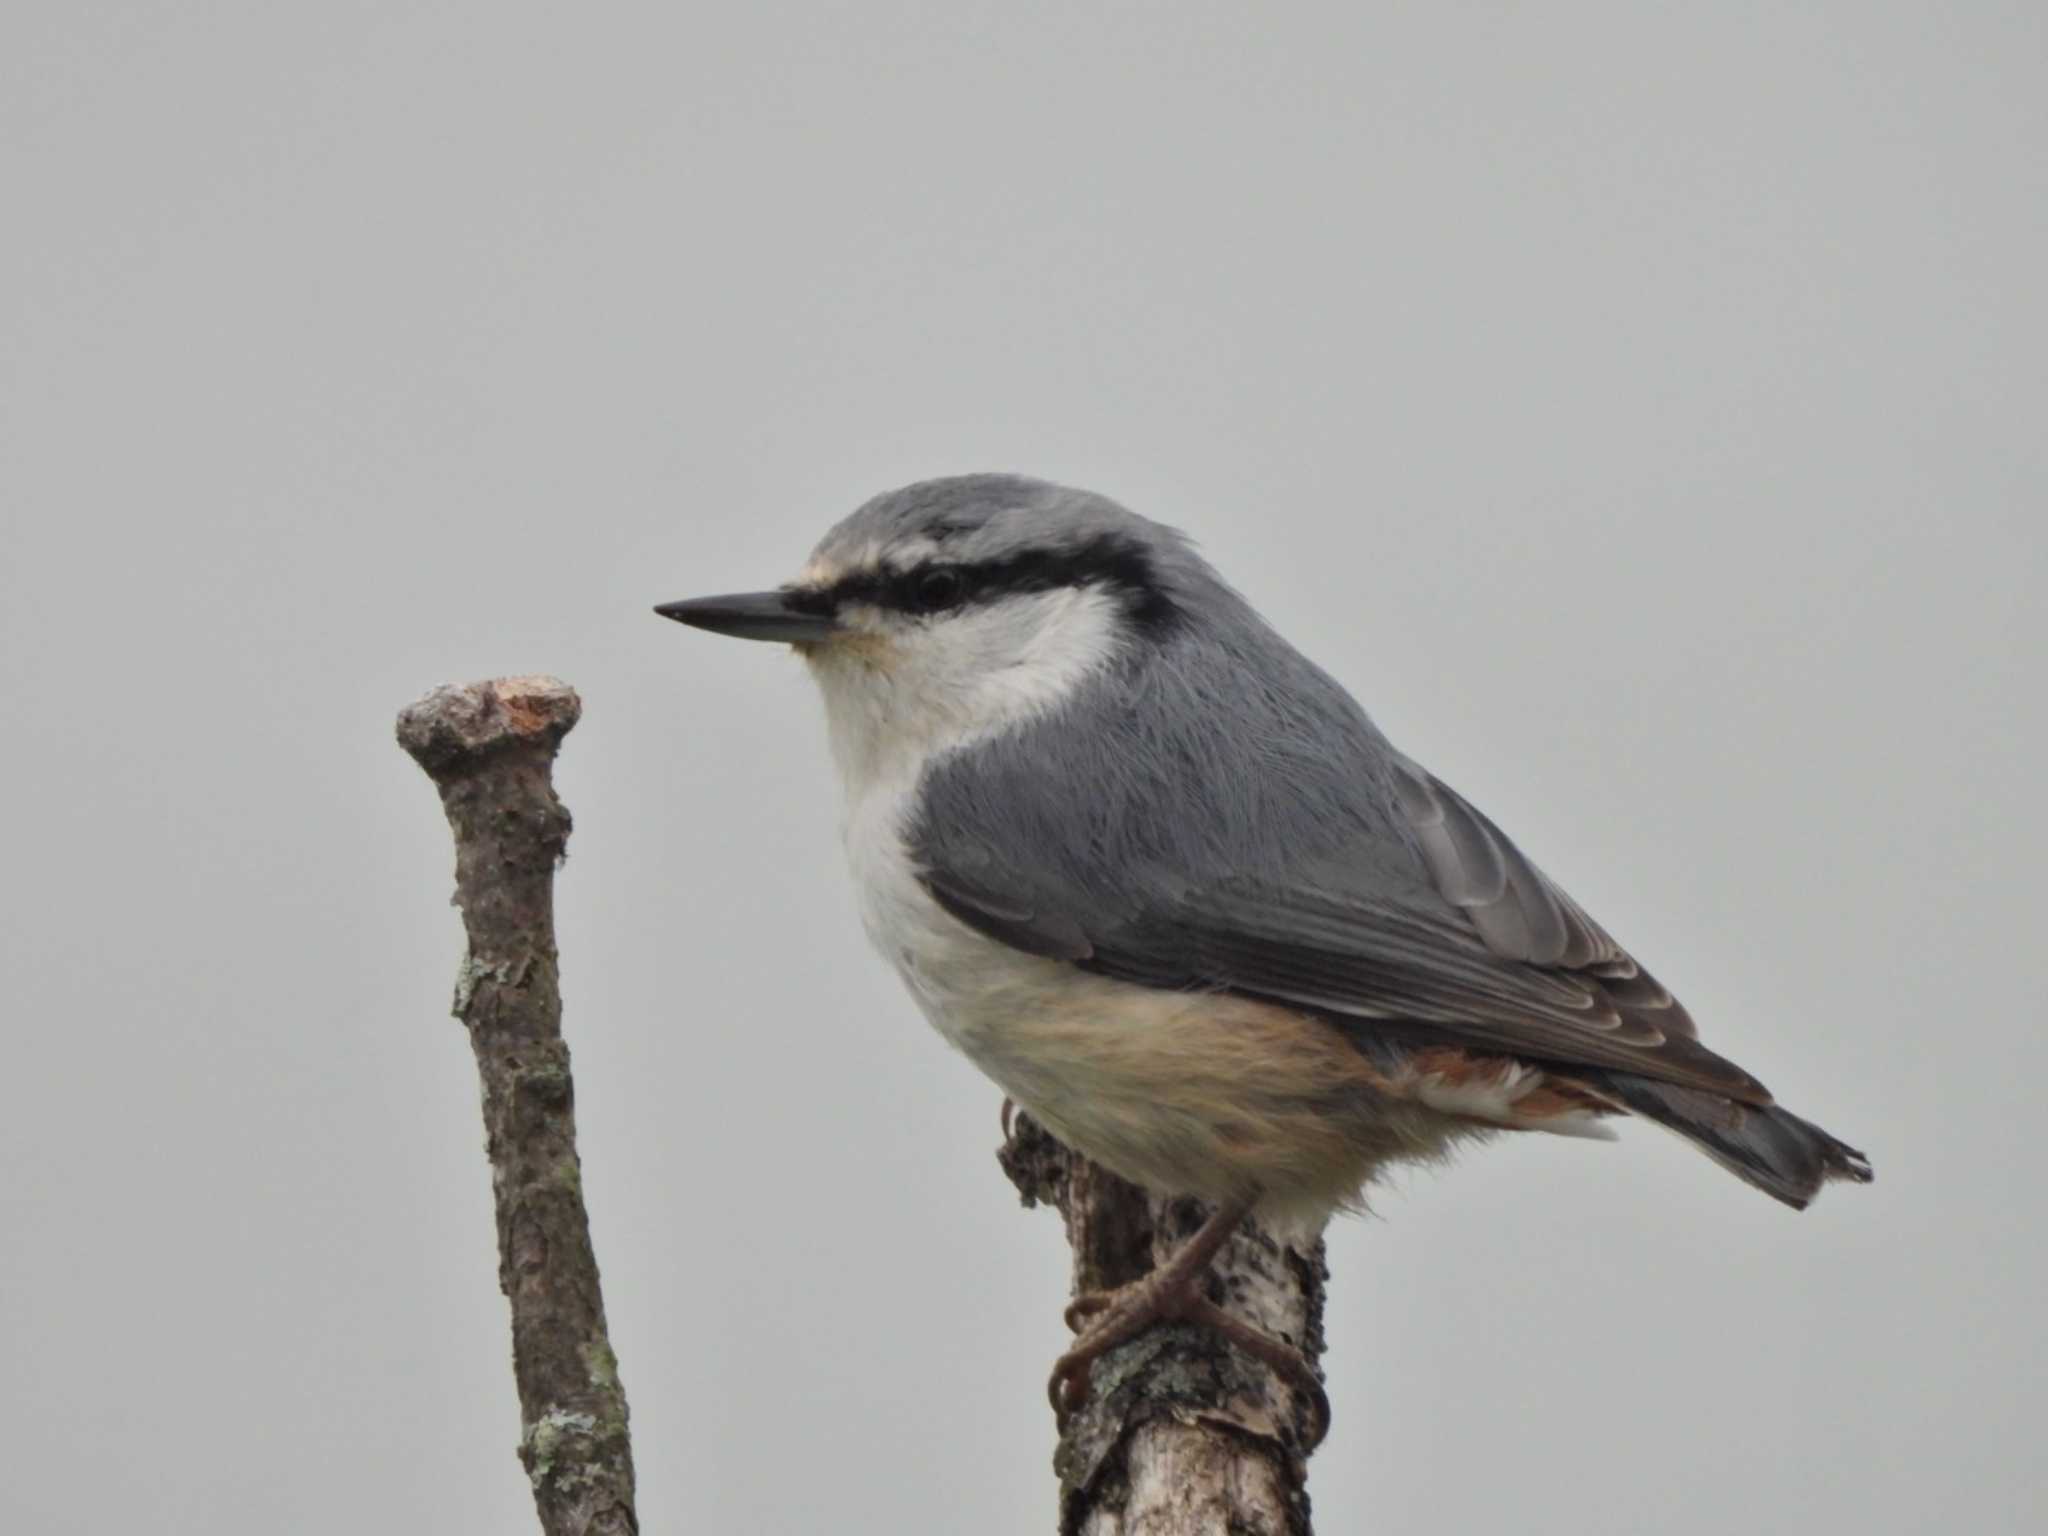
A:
[[1000, 1117, 1325, 1535], [397, 676, 637, 1536]]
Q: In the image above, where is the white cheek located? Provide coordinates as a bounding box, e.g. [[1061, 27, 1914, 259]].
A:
[[808, 585, 1123, 803]]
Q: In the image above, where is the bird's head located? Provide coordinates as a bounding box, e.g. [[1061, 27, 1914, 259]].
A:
[[658, 474, 1207, 785]]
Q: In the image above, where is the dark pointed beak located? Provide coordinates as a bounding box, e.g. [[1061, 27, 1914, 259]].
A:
[[652, 590, 841, 643]]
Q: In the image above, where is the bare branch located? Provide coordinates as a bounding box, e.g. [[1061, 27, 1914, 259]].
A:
[[397, 676, 637, 1536], [1001, 1118, 1325, 1535]]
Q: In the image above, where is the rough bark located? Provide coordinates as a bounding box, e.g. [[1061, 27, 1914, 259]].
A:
[[397, 676, 637, 1536], [1000, 1117, 1326, 1535]]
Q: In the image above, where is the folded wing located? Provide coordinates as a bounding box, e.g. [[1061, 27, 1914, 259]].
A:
[[915, 737, 1768, 1105]]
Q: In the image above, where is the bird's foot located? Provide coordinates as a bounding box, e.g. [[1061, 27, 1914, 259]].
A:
[[1050, 1258, 1329, 1446]]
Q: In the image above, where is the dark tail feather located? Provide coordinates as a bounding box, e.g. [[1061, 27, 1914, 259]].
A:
[[1594, 1073, 1874, 1210]]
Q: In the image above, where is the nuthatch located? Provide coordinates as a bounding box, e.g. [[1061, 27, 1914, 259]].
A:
[[658, 474, 1870, 1438]]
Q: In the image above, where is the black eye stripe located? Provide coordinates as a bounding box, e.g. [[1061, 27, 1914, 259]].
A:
[[792, 534, 1179, 634], [912, 568, 966, 612]]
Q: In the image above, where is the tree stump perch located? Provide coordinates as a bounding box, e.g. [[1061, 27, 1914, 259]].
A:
[[1001, 1115, 1327, 1535], [397, 676, 638, 1536]]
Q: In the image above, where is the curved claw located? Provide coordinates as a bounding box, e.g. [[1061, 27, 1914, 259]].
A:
[[1048, 1352, 1094, 1416], [1301, 1379, 1333, 1449], [1063, 1291, 1115, 1333], [1274, 1354, 1332, 1449]]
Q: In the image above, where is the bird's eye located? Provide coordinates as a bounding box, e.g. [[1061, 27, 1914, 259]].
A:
[[912, 568, 967, 613]]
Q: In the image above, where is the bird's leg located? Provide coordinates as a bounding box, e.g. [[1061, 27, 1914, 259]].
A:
[[1049, 1198, 1330, 1445], [1058, 1197, 1246, 1335]]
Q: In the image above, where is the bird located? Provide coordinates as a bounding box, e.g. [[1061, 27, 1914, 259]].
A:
[[655, 473, 1872, 1441]]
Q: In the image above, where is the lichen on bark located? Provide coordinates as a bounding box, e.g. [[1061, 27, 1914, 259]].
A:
[[398, 676, 638, 1536]]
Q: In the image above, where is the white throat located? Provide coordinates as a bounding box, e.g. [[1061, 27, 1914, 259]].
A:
[[803, 584, 1125, 805]]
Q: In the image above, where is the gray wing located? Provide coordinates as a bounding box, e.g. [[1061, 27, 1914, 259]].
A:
[[910, 632, 1767, 1104], [1384, 754, 1711, 1049]]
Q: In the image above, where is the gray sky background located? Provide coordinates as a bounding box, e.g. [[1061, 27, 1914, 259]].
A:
[[5, 4, 2043, 1532]]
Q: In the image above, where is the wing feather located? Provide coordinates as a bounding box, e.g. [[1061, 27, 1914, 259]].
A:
[[905, 624, 1759, 1104]]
